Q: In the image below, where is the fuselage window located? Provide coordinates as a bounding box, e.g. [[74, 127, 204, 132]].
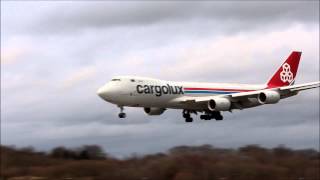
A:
[[111, 79, 121, 81]]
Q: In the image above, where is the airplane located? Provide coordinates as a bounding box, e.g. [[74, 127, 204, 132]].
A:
[[97, 51, 320, 122]]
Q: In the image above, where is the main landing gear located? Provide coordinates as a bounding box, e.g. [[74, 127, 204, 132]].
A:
[[182, 110, 197, 123], [182, 109, 223, 122], [118, 106, 126, 118], [200, 111, 223, 121]]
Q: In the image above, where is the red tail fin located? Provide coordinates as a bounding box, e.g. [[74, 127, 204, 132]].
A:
[[267, 51, 301, 88]]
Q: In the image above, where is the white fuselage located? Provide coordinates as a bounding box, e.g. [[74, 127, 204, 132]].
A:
[[97, 76, 267, 111]]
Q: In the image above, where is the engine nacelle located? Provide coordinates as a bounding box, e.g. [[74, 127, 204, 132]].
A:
[[208, 98, 231, 111], [258, 91, 280, 104], [144, 107, 166, 115]]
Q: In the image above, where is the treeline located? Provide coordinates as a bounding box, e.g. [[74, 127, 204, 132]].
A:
[[1, 144, 319, 180], [50, 145, 106, 160]]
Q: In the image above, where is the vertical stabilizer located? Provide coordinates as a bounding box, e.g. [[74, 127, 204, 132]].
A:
[[267, 51, 301, 88]]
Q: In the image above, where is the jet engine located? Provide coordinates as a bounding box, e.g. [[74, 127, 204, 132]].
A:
[[208, 98, 231, 111], [144, 107, 166, 115], [258, 91, 280, 104]]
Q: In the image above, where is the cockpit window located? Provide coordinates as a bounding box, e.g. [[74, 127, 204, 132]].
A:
[[111, 79, 121, 81], [130, 79, 135, 82]]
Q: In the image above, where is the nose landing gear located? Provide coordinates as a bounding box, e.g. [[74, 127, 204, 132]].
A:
[[118, 106, 126, 118]]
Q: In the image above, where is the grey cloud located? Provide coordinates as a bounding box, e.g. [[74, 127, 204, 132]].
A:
[[25, 1, 319, 34]]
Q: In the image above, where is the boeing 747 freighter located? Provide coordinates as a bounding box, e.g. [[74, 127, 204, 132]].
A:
[[97, 51, 319, 122]]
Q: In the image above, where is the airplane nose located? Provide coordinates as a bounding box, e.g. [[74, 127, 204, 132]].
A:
[[97, 87, 105, 98], [97, 85, 113, 100]]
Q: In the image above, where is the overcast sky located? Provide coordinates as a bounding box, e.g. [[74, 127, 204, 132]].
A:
[[1, 1, 319, 158]]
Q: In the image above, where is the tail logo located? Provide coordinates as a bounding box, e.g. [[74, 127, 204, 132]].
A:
[[280, 63, 293, 83]]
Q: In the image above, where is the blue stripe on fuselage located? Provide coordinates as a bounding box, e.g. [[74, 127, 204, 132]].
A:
[[184, 90, 238, 94]]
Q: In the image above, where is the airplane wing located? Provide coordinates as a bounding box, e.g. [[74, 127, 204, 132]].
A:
[[279, 81, 320, 92], [177, 81, 320, 109], [231, 81, 320, 99]]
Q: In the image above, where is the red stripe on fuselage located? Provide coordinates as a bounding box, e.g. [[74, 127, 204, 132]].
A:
[[183, 87, 254, 92]]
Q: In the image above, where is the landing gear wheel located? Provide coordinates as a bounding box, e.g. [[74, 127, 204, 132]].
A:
[[183, 110, 193, 123], [215, 115, 223, 121], [183, 114, 190, 118], [212, 111, 223, 121], [185, 117, 193, 123], [118, 106, 126, 118], [118, 112, 126, 118], [201, 111, 223, 121], [200, 115, 211, 120]]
